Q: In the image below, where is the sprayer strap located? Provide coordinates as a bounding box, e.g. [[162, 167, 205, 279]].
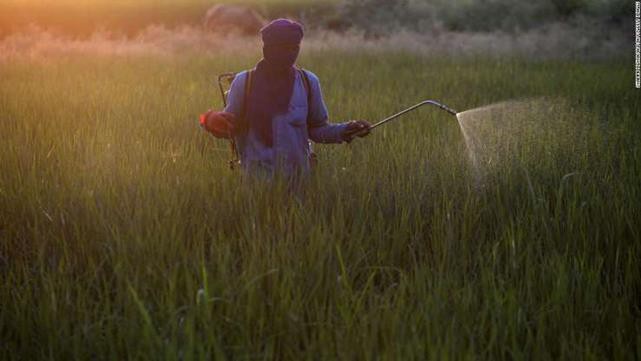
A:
[[241, 69, 254, 121], [298, 68, 313, 122]]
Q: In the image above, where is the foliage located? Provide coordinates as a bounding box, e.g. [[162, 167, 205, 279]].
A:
[[0, 0, 337, 38], [336, 0, 631, 33], [0, 0, 631, 38], [0, 48, 639, 359]]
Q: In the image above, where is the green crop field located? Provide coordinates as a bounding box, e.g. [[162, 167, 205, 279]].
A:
[[1, 40, 640, 359]]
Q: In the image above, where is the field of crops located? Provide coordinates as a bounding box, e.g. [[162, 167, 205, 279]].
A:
[[1, 25, 639, 361]]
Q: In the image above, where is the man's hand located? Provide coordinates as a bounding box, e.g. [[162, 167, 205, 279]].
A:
[[200, 111, 236, 139], [342, 120, 371, 143]]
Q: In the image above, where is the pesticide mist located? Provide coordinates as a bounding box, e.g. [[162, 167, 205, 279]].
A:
[[456, 98, 583, 184]]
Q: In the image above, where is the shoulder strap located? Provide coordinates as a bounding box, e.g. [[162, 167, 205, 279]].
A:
[[241, 69, 254, 121], [298, 68, 312, 121], [241, 68, 310, 119], [299, 68, 312, 106]]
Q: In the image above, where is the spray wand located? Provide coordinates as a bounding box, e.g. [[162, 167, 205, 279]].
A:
[[351, 100, 458, 138]]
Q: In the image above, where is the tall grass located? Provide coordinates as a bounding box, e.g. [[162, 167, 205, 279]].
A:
[[0, 50, 639, 359]]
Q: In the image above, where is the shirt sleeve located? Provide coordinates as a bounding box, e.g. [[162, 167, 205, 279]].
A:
[[224, 71, 247, 117], [305, 71, 348, 144]]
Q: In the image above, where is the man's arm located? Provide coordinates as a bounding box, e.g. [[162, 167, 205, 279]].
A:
[[306, 72, 350, 144]]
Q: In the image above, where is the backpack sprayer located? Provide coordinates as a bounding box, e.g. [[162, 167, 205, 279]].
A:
[[209, 72, 239, 169]]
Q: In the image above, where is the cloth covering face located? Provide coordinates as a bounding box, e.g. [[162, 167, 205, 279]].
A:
[[246, 19, 304, 147], [247, 58, 297, 147]]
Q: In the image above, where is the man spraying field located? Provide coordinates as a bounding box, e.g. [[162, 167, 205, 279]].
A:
[[201, 19, 371, 178]]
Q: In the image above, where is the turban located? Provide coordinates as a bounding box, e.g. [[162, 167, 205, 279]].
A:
[[260, 18, 304, 46]]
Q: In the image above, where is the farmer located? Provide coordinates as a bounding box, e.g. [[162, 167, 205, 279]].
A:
[[201, 18, 371, 178]]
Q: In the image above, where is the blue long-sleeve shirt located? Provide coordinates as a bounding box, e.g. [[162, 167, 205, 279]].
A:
[[224, 69, 348, 176]]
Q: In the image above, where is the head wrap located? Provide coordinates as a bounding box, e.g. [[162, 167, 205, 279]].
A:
[[244, 19, 304, 147]]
